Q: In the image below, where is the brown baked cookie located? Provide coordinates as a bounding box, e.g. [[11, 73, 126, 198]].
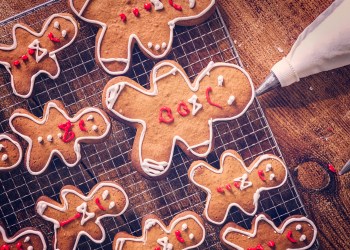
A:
[[36, 181, 129, 250], [102, 60, 254, 180], [69, 0, 215, 75], [220, 214, 317, 250], [188, 150, 287, 224], [113, 211, 205, 250], [0, 14, 78, 98], [0, 224, 46, 250], [0, 133, 22, 171], [9, 100, 111, 175]]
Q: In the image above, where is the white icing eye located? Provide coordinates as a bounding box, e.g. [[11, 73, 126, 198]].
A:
[[38, 136, 43, 143], [218, 75, 224, 86], [24, 236, 30, 242], [102, 190, 109, 200], [296, 224, 302, 231], [92, 125, 98, 131], [227, 95, 235, 105], [47, 135, 53, 142], [148, 42, 153, 49], [189, 0, 196, 8], [189, 233, 194, 240], [54, 21, 60, 29], [109, 201, 115, 209], [155, 44, 160, 51], [27, 246, 34, 250], [1, 154, 8, 161], [162, 42, 167, 49], [299, 234, 306, 241], [57, 133, 62, 138], [0, 144, 4, 151], [269, 173, 275, 180], [266, 163, 272, 172], [87, 115, 94, 121], [181, 223, 188, 231], [62, 30, 67, 38]]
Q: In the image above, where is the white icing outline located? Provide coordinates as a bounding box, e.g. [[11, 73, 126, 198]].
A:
[[115, 213, 205, 250], [222, 214, 317, 250], [36, 182, 129, 250], [105, 61, 254, 178], [189, 152, 288, 225], [9, 101, 111, 175], [0, 226, 47, 250], [0, 14, 78, 98], [69, 0, 216, 75], [0, 134, 23, 171]]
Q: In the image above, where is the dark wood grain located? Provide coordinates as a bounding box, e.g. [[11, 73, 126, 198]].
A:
[[1, 0, 349, 249]]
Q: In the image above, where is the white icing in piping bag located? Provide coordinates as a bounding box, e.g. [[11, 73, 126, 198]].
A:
[[256, 0, 350, 95]]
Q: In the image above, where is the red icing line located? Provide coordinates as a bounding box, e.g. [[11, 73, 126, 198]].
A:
[[15, 242, 23, 250], [268, 241, 275, 247], [133, 8, 140, 17], [205, 86, 223, 109], [159, 106, 174, 124], [177, 102, 190, 117], [154, 247, 161, 250], [328, 163, 336, 173], [234, 182, 240, 189], [13, 60, 20, 67], [60, 213, 81, 227], [119, 13, 127, 22], [79, 120, 87, 132], [286, 230, 297, 243], [225, 183, 232, 190], [21, 55, 28, 61], [175, 230, 185, 243], [58, 121, 75, 143], [258, 170, 266, 181], [144, 2, 152, 11], [95, 197, 106, 211], [48, 32, 60, 43], [1, 245, 10, 250], [169, 0, 182, 11], [216, 186, 224, 193]]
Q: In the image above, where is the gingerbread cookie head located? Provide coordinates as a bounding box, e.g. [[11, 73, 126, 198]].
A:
[[0, 133, 22, 171], [36, 181, 129, 250], [114, 211, 205, 250], [103, 60, 254, 180], [69, 0, 216, 75], [0, 13, 78, 98], [0, 225, 46, 250], [9, 100, 111, 175], [188, 150, 288, 224], [220, 214, 317, 250]]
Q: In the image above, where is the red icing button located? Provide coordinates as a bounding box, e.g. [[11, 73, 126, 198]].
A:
[[258, 170, 266, 181], [159, 106, 174, 124], [13, 60, 20, 67], [144, 2, 152, 11], [225, 183, 232, 190], [217, 186, 224, 193], [154, 247, 161, 250], [119, 13, 127, 22], [268, 240, 275, 247], [1, 245, 10, 250], [28, 48, 35, 55], [256, 244, 264, 250], [234, 182, 240, 189], [133, 8, 140, 17], [286, 230, 297, 243], [177, 101, 190, 117], [328, 163, 336, 173], [16, 242, 23, 250], [21, 54, 28, 61], [206, 86, 223, 109]]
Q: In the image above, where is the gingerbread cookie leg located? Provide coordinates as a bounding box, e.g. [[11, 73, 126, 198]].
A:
[[36, 181, 129, 250], [0, 133, 22, 171], [220, 214, 317, 250]]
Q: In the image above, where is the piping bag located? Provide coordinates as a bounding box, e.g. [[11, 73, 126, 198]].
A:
[[255, 0, 350, 96]]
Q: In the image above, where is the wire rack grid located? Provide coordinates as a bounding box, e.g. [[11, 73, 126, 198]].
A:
[[0, 1, 317, 249]]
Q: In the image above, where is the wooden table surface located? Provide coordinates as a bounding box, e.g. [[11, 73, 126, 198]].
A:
[[1, 0, 349, 249]]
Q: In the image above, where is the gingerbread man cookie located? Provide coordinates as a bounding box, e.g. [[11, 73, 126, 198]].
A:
[[114, 211, 205, 250], [220, 214, 317, 250], [188, 150, 288, 224], [0, 133, 22, 171], [0, 13, 78, 98], [0, 225, 46, 250], [9, 100, 111, 175], [69, 0, 215, 75], [36, 181, 129, 250], [103, 60, 254, 180]]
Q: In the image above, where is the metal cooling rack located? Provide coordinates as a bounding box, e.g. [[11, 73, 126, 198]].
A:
[[0, 1, 318, 249]]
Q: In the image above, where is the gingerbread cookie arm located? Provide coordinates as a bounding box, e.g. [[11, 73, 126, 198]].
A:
[[0, 225, 47, 250], [0, 133, 22, 171], [220, 214, 317, 250]]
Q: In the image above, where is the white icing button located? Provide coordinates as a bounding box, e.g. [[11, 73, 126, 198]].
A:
[[102, 190, 109, 200], [92, 125, 98, 131], [109, 201, 115, 209], [227, 95, 235, 105], [181, 223, 188, 231], [24, 236, 30, 242], [47, 135, 53, 142], [299, 234, 306, 241], [266, 163, 272, 172], [269, 173, 275, 180], [161, 42, 167, 49], [54, 21, 60, 29], [62, 30, 67, 38], [57, 133, 62, 138], [0, 144, 3, 151], [155, 44, 160, 51], [38, 136, 43, 143], [1, 154, 8, 161], [151, 0, 164, 10], [218, 75, 224, 86], [87, 115, 94, 121], [27, 246, 33, 250], [189, 0, 196, 8], [296, 224, 302, 231], [189, 233, 194, 240], [148, 42, 153, 49]]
